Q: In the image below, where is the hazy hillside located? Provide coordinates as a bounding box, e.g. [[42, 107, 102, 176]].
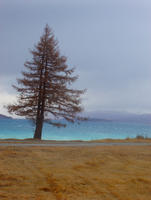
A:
[[0, 114, 12, 119], [85, 111, 151, 123]]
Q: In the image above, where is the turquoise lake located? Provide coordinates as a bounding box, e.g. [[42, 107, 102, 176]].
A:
[[0, 118, 151, 140]]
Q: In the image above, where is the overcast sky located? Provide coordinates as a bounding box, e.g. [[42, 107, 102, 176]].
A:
[[1, 0, 151, 116]]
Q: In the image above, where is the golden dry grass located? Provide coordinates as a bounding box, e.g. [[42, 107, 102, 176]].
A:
[[0, 145, 151, 200]]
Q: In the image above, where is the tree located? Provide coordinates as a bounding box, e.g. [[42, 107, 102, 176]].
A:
[[7, 25, 85, 139]]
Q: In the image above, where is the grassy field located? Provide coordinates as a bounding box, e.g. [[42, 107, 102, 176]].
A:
[[0, 145, 151, 200]]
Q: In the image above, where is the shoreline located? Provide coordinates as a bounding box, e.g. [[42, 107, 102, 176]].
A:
[[0, 137, 151, 142], [0, 138, 151, 146]]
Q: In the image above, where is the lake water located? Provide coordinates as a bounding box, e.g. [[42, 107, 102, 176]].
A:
[[0, 118, 151, 140]]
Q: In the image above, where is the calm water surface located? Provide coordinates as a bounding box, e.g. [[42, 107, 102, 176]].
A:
[[0, 119, 151, 140]]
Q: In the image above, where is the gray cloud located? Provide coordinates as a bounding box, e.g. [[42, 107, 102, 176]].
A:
[[1, 0, 151, 115]]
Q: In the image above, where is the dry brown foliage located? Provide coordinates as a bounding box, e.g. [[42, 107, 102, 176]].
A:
[[0, 145, 151, 200], [7, 25, 85, 139]]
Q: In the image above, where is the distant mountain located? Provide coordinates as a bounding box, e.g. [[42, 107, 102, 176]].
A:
[[87, 118, 111, 122], [84, 111, 151, 123], [0, 114, 12, 119]]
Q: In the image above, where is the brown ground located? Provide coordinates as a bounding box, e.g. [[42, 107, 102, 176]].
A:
[[0, 145, 151, 200]]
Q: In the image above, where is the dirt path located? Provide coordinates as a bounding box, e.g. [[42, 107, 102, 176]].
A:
[[0, 142, 150, 147]]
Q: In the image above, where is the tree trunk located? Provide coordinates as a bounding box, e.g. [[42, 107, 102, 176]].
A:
[[34, 117, 43, 139], [34, 61, 47, 140]]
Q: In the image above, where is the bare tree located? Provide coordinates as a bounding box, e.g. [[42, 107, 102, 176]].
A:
[[7, 25, 85, 139]]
